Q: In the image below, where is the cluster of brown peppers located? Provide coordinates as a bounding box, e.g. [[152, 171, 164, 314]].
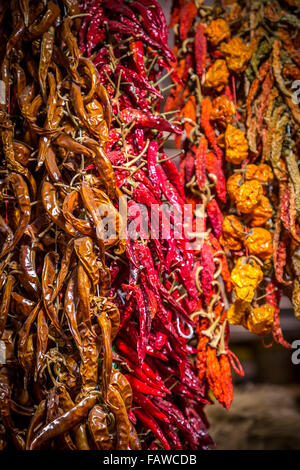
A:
[[0, 0, 139, 451]]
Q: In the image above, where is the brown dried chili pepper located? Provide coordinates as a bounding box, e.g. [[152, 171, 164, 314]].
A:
[[18, 302, 41, 374], [38, 26, 55, 102], [71, 82, 108, 141], [81, 136, 116, 199], [87, 405, 113, 450], [26, 2, 60, 41], [11, 293, 35, 318], [25, 400, 47, 450], [62, 190, 93, 236], [0, 372, 25, 450], [42, 251, 65, 336], [74, 237, 99, 292], [0, 275, 14, 339], [79, 325, 99, 391], [29, 393, 98, 450], [285, 149, 300, 217], [97, 312, 112, 400], [64, 274, 82, 350], [110, 370, 132, 411], [19, 242, 41, 299], [128, 422, 142, 450], [57, 386, 89, 450], [272, 39, 292, 98], [0, 173, 31, 260], [80, 181, 119, 248], [12, 141, 31, 167], [41, 181, 76, 236], [51, 239, 74, 301], [62, 0, 81, 32], [107, 385, 130, 450], [0, 118, 36, 196], [77, 262, 93, 331], [35, 309, 48, 378]]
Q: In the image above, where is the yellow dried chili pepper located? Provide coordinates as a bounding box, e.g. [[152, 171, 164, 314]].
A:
[[245, 164, 273, 184], [227, 299, 251, 325], [205, 19, 230, 46], [231, 258, 263, 302], [235, 180, 263, 214], [205, 59, 229, 92], [246, 304, 275, 336], [227, 173, 243, 202], [220, 36, 253, 73], [244, 228, 273, 259], [210, 95, 235, 128], [225, 124, 248, 164], [220, 215, 245, 251], [250, 196, 273, 227]]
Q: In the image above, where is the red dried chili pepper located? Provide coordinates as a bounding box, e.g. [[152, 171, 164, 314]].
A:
[[200, 242, 215, 305], [179, 0, 198, 41], [133, 408, 170, 450], [206, 199, 223, 239], [195, 23, 207, 78], [195, 137, 207, 191]]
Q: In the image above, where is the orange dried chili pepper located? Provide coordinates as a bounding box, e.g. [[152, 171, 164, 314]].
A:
[[205, 59, 229, 92], [205, 18, 230, 46], [235, 180, 263, 214], [225, 124, 248, 164], [244, 228, 273, 259]]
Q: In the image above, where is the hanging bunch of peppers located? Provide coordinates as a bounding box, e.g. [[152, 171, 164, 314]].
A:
[[167, 0, 250, 409], [78, 0, 213, 450], [240, 0, 300, 337]]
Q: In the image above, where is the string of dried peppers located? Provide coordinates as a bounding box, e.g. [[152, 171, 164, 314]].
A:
[[78, 0, 213, 450]]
